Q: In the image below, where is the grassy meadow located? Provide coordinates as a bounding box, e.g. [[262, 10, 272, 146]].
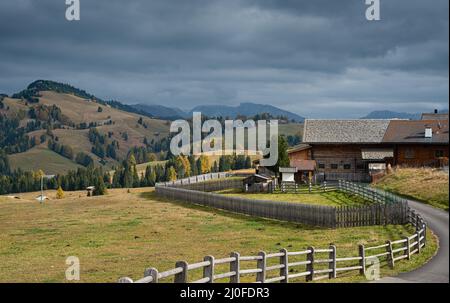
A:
[[373, 168, 449, 211], [9, 145, 83, 175], [217, 188, 373, 207], [0, 188, 437, 283]]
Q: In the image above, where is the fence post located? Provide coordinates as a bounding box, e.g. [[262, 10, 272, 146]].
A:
[[203, 255, 215, 283], [280, 248, 289, 283], [144, 267, 159, 283], [386, 241, 394, 269], [358, 244, 366, 275], [329, 245, 336, 279], [422, 223, 427, 246], [417, 231, 422, 254], [230, 252, 240, 283], [256, 251, 267, 283], [174, 261, 189, 283], [306, 246, 315, 282], [404, 236, 411, 260]]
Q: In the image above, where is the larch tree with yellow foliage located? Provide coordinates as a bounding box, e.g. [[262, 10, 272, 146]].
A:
[[175, 155, 191, 178], [168, 166, 177, 181], [197, 155, 211, 174], [56, 186, 65, 199]]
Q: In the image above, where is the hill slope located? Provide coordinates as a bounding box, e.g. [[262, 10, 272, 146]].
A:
[[1, 80, 305, 175], [9, 145, 83, 175], [373, 168, 449, 211], [1, 81, 172, 173]]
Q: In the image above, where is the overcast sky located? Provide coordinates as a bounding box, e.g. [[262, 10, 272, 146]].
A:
[[0, 0, 448, 118]]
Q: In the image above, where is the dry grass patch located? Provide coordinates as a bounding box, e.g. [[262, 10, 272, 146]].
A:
[[374, 167, 449, 211], [0, 188, 437, 283]]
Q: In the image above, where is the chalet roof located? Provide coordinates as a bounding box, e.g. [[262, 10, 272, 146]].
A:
[[279, 167, 297, 173], [243, 174, 272, 183], [382, 120, 449, 144], [302, 119, 391, 144], [287, 144, 311, 154], [361, 148, 394, 160], [421, 113, 449, 120]]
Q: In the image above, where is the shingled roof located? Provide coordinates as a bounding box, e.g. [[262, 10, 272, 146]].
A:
[[421, 113, 449, 120], [302, 119, 391, 144], [382, 120, 449, 144]]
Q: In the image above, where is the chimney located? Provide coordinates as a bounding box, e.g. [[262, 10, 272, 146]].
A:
[[425, 125, 433, 138]]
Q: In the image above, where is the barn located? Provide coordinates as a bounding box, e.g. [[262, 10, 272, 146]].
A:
[[288, 112, 449, 182]]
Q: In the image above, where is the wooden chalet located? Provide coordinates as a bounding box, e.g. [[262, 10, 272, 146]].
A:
[[288, 112, 449, 182]]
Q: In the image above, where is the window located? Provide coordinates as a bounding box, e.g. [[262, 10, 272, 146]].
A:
[[435, 150, 445, 158], [343, 164, 351, 170], [404, 148, 415, 159], [330, 164, 338, 169], [318, 163, 325, 169]]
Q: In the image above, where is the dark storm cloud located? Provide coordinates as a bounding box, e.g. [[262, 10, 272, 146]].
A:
[[0, 0, 448, 118]]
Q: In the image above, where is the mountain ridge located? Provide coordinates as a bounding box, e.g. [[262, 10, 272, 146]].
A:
[[133, 102, 305, 122], [361, 110, 449, 120]]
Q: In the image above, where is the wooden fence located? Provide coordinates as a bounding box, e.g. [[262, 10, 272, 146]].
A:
[[173, 178, 243, 192], [315, 172, 372, 183], [157, 185, 338, 227], [118, 208, 427, 283], [337, 180, 410, 205], [155, 176, 408, 228]]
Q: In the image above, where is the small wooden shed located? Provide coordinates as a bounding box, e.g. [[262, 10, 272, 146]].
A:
[[242, 174, 274, 193], [279, 167, 297, 182]]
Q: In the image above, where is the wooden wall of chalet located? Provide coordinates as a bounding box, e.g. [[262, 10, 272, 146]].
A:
[[289, 144, 374, 182], [395, 144, 449, 166], [309, 144, 383, 172], [288, 149, 310, 162]]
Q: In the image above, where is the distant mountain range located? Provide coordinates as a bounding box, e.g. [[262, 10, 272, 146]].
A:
[[132, 102, 305, 122], [361, 110, 448, 120], [132, 104, 187, 120], [7, 80, 447, 124]]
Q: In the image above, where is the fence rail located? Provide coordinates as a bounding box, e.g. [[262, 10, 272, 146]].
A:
[[120, 174, 428, 283], [156, 175, 408, 228], [119, 208, 427, 283], [338, 180, 409, 205]]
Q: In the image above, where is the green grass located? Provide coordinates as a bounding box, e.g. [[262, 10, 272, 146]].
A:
[[217, 187, 372, 207], [135, 160, 168, 171], [373, 168, 449, 211], [9, 145, 82, 175], [0, 188, 437, 283]]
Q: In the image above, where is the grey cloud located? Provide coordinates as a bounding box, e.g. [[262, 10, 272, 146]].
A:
[[0, 0, 448, 118]]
